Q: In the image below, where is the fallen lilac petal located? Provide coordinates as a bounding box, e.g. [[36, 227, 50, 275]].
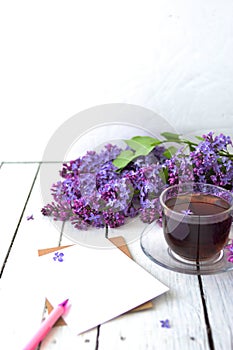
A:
[[181, 209, 193, 215], [160, 319, 171, 328], [53, 252, 64, 262]]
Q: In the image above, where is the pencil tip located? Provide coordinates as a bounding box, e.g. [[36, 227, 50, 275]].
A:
[[60, 299, 69, 307]]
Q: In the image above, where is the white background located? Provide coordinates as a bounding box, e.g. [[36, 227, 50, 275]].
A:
[[1, 0, 233, 161]]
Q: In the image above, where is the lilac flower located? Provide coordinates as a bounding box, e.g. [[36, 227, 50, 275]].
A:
[[53, 252, 64, 262], [41, 200, 73, 221], [166, 148, 194, 185], [41, 132, 233, 230], [124, 164, 166, 208], [190, 132, 233, 189], [71, 197, 105, 228], [96, 161, 119, 188], [181, 209, 193, 215], [97, 178, 134, 212], [160, 319, 171, 328], [225, 240, 233, 263], [102, 210, 125, 228], [27, 214, 34, 220], [140, 198, 162, 223]]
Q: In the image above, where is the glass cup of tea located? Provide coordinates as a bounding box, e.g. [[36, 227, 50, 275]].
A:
[[159, 182, 233, 264]]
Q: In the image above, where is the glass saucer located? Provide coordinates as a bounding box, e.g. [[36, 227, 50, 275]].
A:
[[140, 222, 233, 275]]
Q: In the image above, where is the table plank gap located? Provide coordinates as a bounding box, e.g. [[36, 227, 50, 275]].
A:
[[0, 163, 40, 273], [0, 163, 40, 278], [98, 219, 210, 350], [198, 275, 215, 350], [200, 272, 233, 350], [3, 161, 43, 164], [0, 164, 63, 347]]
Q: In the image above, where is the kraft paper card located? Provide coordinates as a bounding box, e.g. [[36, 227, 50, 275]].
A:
[[38, 237, 168, 334], [38, 237, 153, 326]]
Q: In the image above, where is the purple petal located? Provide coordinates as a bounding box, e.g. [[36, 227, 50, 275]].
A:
[[181, 209, 193, 215], [160, 319, 171, 328]]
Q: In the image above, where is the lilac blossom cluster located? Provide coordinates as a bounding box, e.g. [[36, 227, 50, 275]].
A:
[[42, 144, 167, 229], [42, 132, 233, 229], [166, 132, 233, 191]]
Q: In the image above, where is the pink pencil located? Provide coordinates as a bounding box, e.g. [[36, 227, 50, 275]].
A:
[[23, 299, 69, 350]]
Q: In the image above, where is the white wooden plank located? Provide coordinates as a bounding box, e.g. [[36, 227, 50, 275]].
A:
[[107, 216, 148, 246], [201, 272, 233, 350], [0, 163, 98, 349], [98, 220, 210, 350], [0, 163, 39, 270], [40, 323, 98, 350], [0, 163, 63, 349], [60, 221, 108, 248], [198, 226, 233, 350], [4, 163, 229, 349]]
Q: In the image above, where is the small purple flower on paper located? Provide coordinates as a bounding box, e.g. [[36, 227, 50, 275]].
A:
[[26, 214, 34, 220], [181, 209, 193, 215], [160, 319, 171, 328], [53, 252, 64, 262]]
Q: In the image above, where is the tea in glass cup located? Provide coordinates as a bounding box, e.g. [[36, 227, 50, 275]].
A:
[[159, 183, 233, 264]]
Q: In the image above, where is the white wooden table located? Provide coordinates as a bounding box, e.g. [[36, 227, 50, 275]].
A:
[[1, 162, 233, 350]]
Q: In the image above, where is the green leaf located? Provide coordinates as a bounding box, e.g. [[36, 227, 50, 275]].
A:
[[158, 167, 168, 183], [113, 136, 161, 170], [125, 136, 161, 156], [112, 150, 135, 169], [161, 132, 181, 142], [195, 136, 205, 141], [163, 146, 177, 159]]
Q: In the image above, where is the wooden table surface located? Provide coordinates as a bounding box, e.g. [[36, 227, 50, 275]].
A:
[[1, 162, 233, 350]]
